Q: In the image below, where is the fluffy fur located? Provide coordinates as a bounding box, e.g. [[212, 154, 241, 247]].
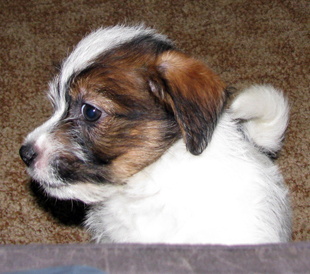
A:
[[20, 25, 291, 244]]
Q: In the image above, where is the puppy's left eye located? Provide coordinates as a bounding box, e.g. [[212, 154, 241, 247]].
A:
[[81, 104, 102, 122]]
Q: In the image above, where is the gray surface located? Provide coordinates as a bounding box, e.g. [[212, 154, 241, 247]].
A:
[[1, 242, 310, 274], [4, 266, 106, 274]]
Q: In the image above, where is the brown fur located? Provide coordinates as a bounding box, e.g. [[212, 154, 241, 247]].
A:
[[151, 51, 227, 155]]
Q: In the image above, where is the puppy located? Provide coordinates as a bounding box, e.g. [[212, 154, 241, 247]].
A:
[[20, 25, 291, 244]]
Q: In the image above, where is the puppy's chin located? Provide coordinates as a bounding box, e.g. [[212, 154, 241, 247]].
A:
[[27, 160, 114, 204], [28, 164, 115, 203], [27, 161, 65, 190], [41, 182, 113, 204]]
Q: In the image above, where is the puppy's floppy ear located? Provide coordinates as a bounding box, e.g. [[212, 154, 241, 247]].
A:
[[150, 51, 227, 155]]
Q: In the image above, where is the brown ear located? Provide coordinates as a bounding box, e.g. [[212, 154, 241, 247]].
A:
[[150, 51, 227, 155]]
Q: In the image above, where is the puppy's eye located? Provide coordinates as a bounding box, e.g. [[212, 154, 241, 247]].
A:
[[81, 104, 102, 122]]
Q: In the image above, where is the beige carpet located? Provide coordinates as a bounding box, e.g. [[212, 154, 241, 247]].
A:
[[1, 0, 310, 244]]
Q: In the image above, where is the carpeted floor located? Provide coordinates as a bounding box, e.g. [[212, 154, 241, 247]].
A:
[[0, 0, 309, 244]]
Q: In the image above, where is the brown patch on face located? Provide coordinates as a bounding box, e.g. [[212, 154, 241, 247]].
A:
[[59, 47, 181, 184]]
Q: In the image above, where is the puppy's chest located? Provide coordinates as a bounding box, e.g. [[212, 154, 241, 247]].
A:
[[90, 190, 184, 243], [86, 124, 253, 243]]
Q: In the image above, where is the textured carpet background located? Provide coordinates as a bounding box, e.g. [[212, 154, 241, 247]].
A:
[[0, 0, 309, 244]]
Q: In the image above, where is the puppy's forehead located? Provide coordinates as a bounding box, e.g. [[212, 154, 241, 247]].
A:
[[61, 26, 171, 93], [49, 25, 173, 109]]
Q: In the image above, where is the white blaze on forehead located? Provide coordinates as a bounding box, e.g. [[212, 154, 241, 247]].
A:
[[59, 25, 169, 95], [49, 25, 170, 114]]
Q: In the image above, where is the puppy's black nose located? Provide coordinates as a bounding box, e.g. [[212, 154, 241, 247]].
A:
[[19, 144, 37, 167]]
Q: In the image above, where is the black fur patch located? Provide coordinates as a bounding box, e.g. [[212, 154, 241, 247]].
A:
[[29, 180, 88, 226]]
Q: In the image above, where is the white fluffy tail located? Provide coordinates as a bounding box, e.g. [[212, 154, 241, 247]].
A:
[[230, 85, 289, 154]]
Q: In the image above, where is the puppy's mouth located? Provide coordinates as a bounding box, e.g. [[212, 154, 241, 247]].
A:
[[20, 144, 98, 188], [51, 156, 112, 186], [20, 150, 115, 203], [51, 156, 84, 184]]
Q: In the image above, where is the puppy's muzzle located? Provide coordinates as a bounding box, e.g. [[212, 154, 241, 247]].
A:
[[19, 144, 37, 167]]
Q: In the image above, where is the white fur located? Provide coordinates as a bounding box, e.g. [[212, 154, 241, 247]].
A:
[[230, 85, 289, 153], [83, 86, 291, 244]]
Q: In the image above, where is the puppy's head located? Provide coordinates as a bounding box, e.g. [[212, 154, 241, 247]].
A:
[[19, 25, 227, 203]]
